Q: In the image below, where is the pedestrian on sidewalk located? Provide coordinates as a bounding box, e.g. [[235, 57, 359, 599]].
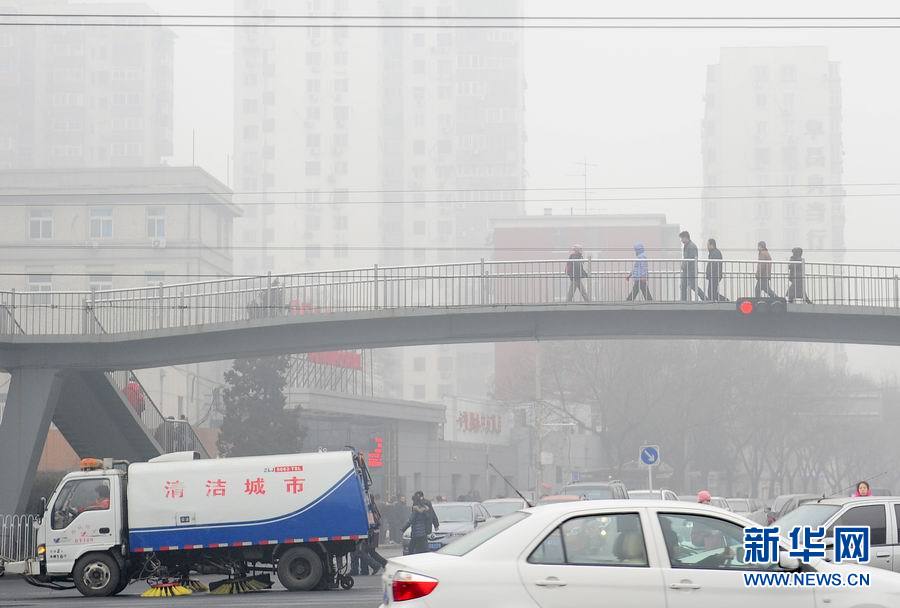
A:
[[679, 231, 706, 301], [705, 238, 726, 302], [786, 247, 813, 304], [625, 243, 653, 301], [755, 241, 777, 298], [565, 244, 590, 302]]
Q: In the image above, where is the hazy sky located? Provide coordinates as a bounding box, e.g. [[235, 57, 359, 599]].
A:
[[76, 0, 900, 376]]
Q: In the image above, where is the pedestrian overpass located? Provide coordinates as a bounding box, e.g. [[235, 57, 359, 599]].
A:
[[1, 258, 898, 513]]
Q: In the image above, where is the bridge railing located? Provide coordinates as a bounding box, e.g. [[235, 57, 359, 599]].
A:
[[106, 370, 210, 457], [0, 259, 898, 336]]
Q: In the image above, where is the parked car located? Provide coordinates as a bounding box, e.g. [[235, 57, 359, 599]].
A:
[[709, 496, 732, 511], [774, 496, 900, 572], [559, 480, 629, 500], [727, 497, 768, 525], [380, 500, 900, 607], [482, 497, 529, 518], [402, 502, 490, 553], [769, 493, 820, 523], [630, 489, 679, 501], [536, 494, 582, 506]]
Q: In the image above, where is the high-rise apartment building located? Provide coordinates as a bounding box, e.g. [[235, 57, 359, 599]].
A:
[[233, 1, 526, 401], [701, 47, 844, 262], [0, 1, 174, 169]]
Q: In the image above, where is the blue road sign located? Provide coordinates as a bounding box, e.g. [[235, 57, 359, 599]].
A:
[[640, 445, 660, 467]]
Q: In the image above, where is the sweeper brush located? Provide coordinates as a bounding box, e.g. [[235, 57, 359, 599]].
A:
[[182, 579, 209, 592], [208, 574, 273, 594], [140, 581, 193, 598]]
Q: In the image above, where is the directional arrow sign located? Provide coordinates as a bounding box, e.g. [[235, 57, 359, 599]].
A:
[[640, 445, 660, 467]]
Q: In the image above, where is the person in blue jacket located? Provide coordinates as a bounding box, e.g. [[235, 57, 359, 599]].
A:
[[625, 243, 653, 301]]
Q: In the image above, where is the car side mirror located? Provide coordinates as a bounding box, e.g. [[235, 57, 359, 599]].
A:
[[40, 496, 47, 515], [778, 552, 802, 572], [475, 514, 486, 524]]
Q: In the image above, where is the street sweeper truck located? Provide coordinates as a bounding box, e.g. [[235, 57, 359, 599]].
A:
[[4, 449, 374, 596]]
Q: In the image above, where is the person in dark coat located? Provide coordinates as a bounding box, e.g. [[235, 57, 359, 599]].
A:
[[705, 239, 726, 302], [755, 241, 777, 298], [679, 231, 706, 302], [786, 247, 813, 304], [391, 495, 410, 544], [565, 244, 590, 302], [401, 492, 440, 555]]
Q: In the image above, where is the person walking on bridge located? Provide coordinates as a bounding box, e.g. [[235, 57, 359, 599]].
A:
[[625, 243, 652, 301], [786, 247, 813, 304], [565, 244, 590, 303], [679, 231, 706, 302], [754, 241, 777, 298], [705, 239, 726, 302]]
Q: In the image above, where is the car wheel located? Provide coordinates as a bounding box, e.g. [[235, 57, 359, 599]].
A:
[[276, 546, 323, 591], [73, 552, 121, 597]]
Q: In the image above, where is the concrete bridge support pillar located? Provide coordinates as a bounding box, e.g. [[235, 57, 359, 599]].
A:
[[0, 368, 65, 514]]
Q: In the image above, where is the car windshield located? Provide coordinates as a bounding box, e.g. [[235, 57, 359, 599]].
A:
[[775, 504, 841, 535], [483, 501, 523, 518], [434, 504, 473, 523], [729, 499, 750, 511], [438, 512, 530, 556], [562, 485, 612, 499]]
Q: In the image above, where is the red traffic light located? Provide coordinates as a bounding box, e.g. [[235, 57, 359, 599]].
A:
[[738, 300, 755, 315], [736, 297, 787, 315]]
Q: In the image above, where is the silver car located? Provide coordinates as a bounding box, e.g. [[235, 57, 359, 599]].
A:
[[629, 488, 680, 501], [774, 496, 900, 572]]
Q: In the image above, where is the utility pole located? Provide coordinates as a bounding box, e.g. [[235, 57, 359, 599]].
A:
[[569, 157, 599, 215]]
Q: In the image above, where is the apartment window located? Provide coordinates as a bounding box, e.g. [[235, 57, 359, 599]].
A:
[[806, 147, 825, 167], [413, 221, 426, 236], [413, 357, 426, 372], [755, 93, 766, 109], [756, 121, 767, 139], [307, 107, 320, 121], [89, 274, 113, 291], [89, 208, 113, 239], [334, 106, 350, 122], [305, 161, 321, 176], [780, 64, 797, 83], [242, 99, 258, 113], [335, 244, 349, 258], [805, 120, 824, 137], [413, 33, 425, 47], [306, 133, 321, 149], [413, 140, 426, 155], [754, 148, 770, 169], [145, 271, 165, 286], [334, 133, 348, 149], [305, 245, 321, 259], [413, 59, 425, 75], [334, 215, 349, 230], [752, 64, 769, 82], [29, 209, 53, 239], [306, 79, 320, 94], [27, 274, 52, 293], [335, 160, 348, 175], [146, 207, 166, 239], [243, 125, 259, 141], [334, 51, 348, 66], [413, 385, 426, 399], [806, 202, 826, 222], [334, 79, 349, 94]]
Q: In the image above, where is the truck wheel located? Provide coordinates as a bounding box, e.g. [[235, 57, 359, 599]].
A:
[[73, 553, 121, 597], [277, 546, 323, 591]]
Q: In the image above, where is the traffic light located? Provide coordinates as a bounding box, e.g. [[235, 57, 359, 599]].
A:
[[735, 297, 787, 315]]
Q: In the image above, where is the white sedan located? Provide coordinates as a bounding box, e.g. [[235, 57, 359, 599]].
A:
[[380, 500, 900, 607]]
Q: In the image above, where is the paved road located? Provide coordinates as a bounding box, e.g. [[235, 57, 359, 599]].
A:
[[0, 574, 385, 607], [0, 545, 400, 607]]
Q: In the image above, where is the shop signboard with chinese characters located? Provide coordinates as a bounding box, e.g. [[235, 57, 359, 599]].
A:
[[442, 396, 513, 446]]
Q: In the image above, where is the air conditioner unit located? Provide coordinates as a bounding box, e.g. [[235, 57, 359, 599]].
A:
[[151, 238, 167, 249]]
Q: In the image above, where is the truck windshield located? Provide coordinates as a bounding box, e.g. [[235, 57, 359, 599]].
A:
[[51, 478, 110, 530]]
